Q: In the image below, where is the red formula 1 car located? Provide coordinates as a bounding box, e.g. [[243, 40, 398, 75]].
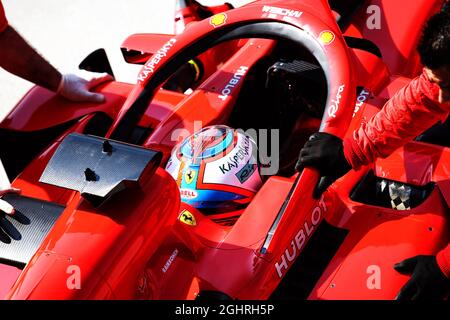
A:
[[0, 0, 449, 300]]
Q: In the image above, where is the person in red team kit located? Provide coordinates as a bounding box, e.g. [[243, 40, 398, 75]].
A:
[[297, 9, 450, 300], [0, 1, 111, 234]]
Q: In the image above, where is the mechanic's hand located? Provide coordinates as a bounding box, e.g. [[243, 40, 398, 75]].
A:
[[0, 187, 22, 243], [394, 255, 450, 300], [57, 70, 113, 103], [0, 187, 20, 215], [295, 132, 351, 198]]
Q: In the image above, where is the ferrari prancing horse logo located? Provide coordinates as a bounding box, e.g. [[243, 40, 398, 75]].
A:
[[184, 169, 196, 184], [179, 209, 197, 226]]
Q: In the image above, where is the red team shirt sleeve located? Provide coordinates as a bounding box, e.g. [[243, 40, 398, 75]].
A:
[[0, 1, 8, 33], [343, 68, 450, 277], [343, 69, 448, 169]]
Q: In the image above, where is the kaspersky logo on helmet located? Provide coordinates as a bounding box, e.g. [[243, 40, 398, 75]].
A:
[[218, 136, 251, 175]]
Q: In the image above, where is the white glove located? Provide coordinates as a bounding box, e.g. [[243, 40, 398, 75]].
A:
[[57, 70, 113, 103], [0, 189, 19, 215], [0, 159, 18, 215]]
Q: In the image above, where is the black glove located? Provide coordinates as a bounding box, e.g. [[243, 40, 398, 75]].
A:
[[0, 195, 29, 244], [295, 132, 351, 198], [0, 211, 21, 244], [394, 255, 450, 300]]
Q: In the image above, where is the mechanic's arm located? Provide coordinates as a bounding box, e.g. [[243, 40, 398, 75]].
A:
[[296, 70, 450, 196], [343, 70, 449, 169], [0, 25, 112, 102], [0, 26, 61, 92]]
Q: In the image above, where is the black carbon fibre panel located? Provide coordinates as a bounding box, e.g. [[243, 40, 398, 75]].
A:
[[39, 133, 161, 206], [0, 194, 65, 266]]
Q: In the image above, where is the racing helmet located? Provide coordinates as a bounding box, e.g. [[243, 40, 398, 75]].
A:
[[165, 125, 263, 211]]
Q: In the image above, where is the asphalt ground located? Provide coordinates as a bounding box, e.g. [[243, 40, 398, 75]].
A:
[[0, 0, 252, 120]]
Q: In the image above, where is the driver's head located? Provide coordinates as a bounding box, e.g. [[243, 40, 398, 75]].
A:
[[418, 10, 450, 105], [165, 125, 263, 212]]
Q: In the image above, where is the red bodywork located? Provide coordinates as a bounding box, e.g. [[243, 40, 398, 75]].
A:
[[0, 0, 448, 300]]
